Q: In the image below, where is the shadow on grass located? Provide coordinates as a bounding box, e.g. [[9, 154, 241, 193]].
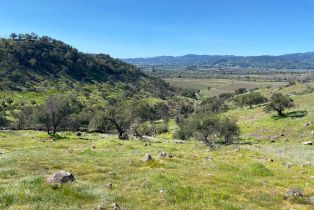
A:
[[272, 110, 307, 120], [49, 133, 69, 141]]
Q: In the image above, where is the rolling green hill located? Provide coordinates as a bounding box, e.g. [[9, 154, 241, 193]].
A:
[[0, 33, 174, 99]]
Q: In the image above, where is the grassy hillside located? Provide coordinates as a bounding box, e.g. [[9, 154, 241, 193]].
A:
[[0, 82, 313, 209], [0, 34, 175, 99], [0, 131, 313, 210], [0, 34, 313, 210], [228, 82, 314, 144]]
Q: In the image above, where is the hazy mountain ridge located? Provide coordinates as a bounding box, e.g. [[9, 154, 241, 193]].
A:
[[124, 52, 314, 70]]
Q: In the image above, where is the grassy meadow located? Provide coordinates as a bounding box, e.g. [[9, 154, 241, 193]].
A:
[[0, 130, 313, 210], [0, 80, 314, 209], [165, 78, 287, 97]]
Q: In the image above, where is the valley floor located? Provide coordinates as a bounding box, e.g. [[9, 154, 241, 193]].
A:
[[0, 131, 313, 210]]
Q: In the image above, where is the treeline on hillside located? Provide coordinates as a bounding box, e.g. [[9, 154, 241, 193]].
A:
[[0, 88, 295, 146], [0, 93, 239, 145], [0, 33, 142, 83], [0, 33, 177, 99], [6, 95, 171, 140], [0, 82, 296, 145]]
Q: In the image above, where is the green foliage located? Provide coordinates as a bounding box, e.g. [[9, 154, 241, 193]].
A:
[[0, 111, 8, 127], [176, 88, 199, 99], [0, 33, 175, 99], [218, 92, 234, 100], [235, 92, 268, 108], [234, 88, 247, 95], [217, 117, 240, 144], [5, 98, 13, 105], [198, 97, 228, 113], [36, 95, 82, 134], [264, 93, 294, 115], [98, 99, 170, 139], [154, 121, 169, 134], [175, 113, 239, 144], [15, 94, 83, 134], [131, 121, 155, 137]]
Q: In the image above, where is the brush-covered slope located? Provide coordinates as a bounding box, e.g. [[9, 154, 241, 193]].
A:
[[0, 33, 174, 99]]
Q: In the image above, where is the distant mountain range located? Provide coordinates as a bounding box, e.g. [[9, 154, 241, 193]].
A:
[[123, 53, 314, 70]]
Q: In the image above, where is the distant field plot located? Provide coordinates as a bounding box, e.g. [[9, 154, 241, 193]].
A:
[[165, 78, 287, 97]]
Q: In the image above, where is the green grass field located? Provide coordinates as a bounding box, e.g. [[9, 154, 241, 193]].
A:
[[1, 81, 314, 209], [0, 131, 313, 210], [165, 78, 287, 97]]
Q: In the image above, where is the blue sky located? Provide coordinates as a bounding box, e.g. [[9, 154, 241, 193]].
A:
[[1, 0, 314, 58]]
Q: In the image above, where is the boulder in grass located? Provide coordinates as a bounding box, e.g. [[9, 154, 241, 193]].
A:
[[112, 203, 120, 210], [158, 152, 167, 159], [283, 162, 294, 168], [285, 188, 303, 198], [47, 171, 75, 188], [268, 135, 278, 143], [308, 196, 314, 205], [204, 157, 213, 161], [234, 148, 240, 152], [143, 154, 153, 162], [303, 141, 312, 145]]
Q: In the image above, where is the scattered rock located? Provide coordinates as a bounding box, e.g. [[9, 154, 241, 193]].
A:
[[304, 122, 311, 127], [112, 203, 120, 210], [47, 171, 75, 188], [303, 141, 312, 145], [234, 148, 240, 152], [168, 154, 173, 158], [280, 133, 285, 137], [144, 143, 148, 146], [158, 152, 167, 159], [207, 173, 214, 177], [176, 140, 184, 144], [268, 135, 278, 143], [159, 188, 164, 193], [308, 196, 314, 205], [204, 157, 213, 161], [143, 154, 153, 162], [285, 188, 303, 198], [109, 172, 116, 177], [94, 205, 105, 210], [107, 183, 113, 189], [283, 162, 294, 168], [266, 158, 274, 162], [301, 162, 311, 167]]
